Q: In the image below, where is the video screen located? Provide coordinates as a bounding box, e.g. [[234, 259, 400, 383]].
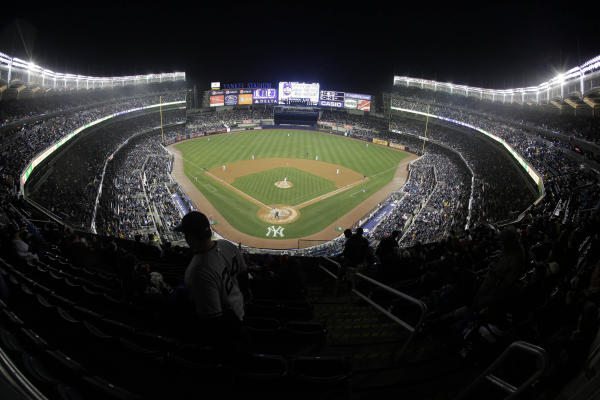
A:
[[278, 82, 320, 106]]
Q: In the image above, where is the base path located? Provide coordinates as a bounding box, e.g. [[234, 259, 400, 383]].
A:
[[169, 145, 418, 249]]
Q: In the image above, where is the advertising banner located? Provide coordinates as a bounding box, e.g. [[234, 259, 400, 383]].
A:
[[238, 94, 253, 104], [345, 93, 372, 100], [389, 142, 405, 150], [344, 98, 358, 109], [318, 121, 336, 127], [357, 100, 371, 111], [319, 90, 345, 108], [373, 138, 388, 146], [253, 88, 278, 104], [210, 95, 224, 107], [319, 100, 344, 108], [224, 94, 238, 106]]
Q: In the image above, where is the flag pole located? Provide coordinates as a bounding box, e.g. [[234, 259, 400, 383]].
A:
[[159, 96, 165, 144], [421, 104, 430, 154]]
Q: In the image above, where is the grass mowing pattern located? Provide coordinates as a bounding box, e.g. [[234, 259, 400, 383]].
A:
[[175, 129, 408, 240], [232, 167, 337, 206]]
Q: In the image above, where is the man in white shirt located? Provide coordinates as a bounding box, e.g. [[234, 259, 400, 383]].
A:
[[176, 211, 248, 358], [176, 211, 247, 320]]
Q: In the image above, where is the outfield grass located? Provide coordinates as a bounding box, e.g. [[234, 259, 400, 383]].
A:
[[232, 167, 337, 206], [175, 129, 408, 240]]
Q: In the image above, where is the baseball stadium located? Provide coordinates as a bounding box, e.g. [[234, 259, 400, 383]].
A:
[[1, 9, 600, 400]]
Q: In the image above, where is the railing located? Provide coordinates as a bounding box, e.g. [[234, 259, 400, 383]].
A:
[[352, 272, 427, 360], [455, 341, 548, 400], [316, 257, 342, 280], [0, 345, 48, 400]]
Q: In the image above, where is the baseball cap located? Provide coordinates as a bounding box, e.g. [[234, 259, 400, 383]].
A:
[[174, 211, 212, 238]]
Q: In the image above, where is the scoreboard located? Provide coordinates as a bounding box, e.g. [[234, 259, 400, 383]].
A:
[[278, 82, 320, 106], [209, 83, 371, 111], [319, 91, 345, 108], [319, 90, 372, 111]]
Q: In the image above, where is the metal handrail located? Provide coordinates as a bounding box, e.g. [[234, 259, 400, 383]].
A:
[[455, 341, 549, 400], [585, 341, 600, 379], [352, 272, 427, 359], [317, 257, 342, 280], [0, 334, 49, 400]]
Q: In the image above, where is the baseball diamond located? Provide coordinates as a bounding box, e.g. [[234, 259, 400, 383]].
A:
[[169, 129, 415, 248]]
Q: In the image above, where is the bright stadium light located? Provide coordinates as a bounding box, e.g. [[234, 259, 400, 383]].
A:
[[393, 53, 600, 104]]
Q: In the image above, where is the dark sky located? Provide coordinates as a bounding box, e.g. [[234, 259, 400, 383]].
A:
[[1, 3, 598, 94]]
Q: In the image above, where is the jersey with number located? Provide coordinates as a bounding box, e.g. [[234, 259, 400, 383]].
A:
[[184, 240, 247, 320]]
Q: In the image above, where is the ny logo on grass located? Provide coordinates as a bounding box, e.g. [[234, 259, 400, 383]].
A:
[[266, 225, 285, 237]]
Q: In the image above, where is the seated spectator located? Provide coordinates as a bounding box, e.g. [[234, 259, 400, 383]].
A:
[[345, 228, 373, 269], [146, 233, 163, 257], [375, 230, 401, 281], [11, 230, 39, 264], [472, 226, 526, 313]]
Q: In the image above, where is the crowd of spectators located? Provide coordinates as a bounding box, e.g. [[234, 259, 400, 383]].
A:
[[95, 128, 188, 244], [186, 107, 274, 134], [389, 115, 536, 224], [391, 95, 599, 224], [400, 152, 470, 246], [391, 85, 600, 143], [0, 90, 186, 197], [27, 108, 185, 229], [320, 109, 388, 133], [0, 82, 186, 127]]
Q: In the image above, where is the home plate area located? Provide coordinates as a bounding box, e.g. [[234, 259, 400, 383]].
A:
[[257, 204, 299, 224]]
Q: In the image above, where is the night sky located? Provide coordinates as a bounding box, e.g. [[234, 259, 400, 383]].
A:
[[1, 4, 598, 95]]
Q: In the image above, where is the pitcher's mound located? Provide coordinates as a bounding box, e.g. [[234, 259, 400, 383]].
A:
[[258, 205, 300, 224], [275, 180, 293, 188]]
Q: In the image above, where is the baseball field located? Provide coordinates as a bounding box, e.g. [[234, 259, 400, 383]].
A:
[[169, 129, 416, 248]]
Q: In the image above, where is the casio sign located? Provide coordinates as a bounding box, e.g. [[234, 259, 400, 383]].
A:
[[321, 100, 343, 107]]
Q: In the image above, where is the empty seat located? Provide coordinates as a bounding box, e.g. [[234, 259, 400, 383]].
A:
[[234, 353, 288, 393], [244, 317, 282, 353], [21, 352, 60, 387], [283, 321, 327, 349], [289, 356, 351, 393], [80, 375, 143, 400]]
